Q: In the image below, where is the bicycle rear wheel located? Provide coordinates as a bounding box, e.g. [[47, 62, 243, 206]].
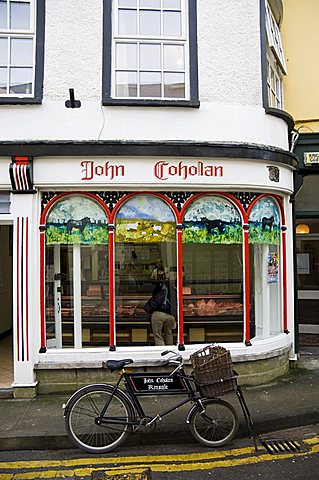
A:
[[65, 384, 133, 453], [189, 398, 238, 447]]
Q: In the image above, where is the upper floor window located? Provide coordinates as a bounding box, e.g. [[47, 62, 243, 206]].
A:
[[0, 0, 44, 104], [103, 0, 199, 107], [265, 0, 286, 109]]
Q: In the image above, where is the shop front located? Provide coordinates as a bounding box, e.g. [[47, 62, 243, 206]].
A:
[[2, 144, 297, 395]]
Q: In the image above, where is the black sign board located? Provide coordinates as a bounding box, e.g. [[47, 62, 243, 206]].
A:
[[127, 373, 189, 395]]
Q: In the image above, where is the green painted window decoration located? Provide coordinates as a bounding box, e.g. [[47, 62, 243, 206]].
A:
[[248, 197, 280, 245], [46, 196, 108, 245], [182, 196, 242, 244], [115, 195, 176, 243]]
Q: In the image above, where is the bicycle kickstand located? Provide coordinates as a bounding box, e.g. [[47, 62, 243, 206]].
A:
[[236, 385, 259, 452]]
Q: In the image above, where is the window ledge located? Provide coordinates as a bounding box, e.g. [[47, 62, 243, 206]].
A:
[[266, 107, 295, 133], [103, 98, 200, 108], [0, 97, 42, 105]]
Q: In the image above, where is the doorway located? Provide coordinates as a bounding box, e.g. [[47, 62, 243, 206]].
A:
[[0, 225, 13, 388], [296, 228, 319, 347]]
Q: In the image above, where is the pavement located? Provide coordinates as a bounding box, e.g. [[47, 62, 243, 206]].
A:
[[0, 347, 319, 452]]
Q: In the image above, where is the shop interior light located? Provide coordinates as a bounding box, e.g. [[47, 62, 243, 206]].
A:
[[296, 224, 310, 234]]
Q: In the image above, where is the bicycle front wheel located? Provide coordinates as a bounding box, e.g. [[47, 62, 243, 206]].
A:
[[189, 398, 238, 447], [65, 385, 133, 453]]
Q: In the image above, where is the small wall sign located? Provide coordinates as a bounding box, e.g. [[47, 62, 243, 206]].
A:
[[304, 152, 319, 165]]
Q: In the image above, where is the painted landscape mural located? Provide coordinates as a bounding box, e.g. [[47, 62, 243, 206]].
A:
[[46, 196, 108, 244], [249, 197, 280, 245], [115, 195, 176, 243], [182, 196, 243, 244]]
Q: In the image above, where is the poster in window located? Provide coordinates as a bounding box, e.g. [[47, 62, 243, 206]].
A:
[[267, 252, 279, 283], [297, 253, 310, 275]]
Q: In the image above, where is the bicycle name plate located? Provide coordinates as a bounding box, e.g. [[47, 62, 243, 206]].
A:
[[128, 373, 189, 395]]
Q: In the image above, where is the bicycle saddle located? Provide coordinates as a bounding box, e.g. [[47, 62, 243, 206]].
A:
[[105, 359, 134, 372]]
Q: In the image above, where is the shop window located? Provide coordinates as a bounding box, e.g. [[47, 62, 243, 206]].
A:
[[182, 195, 244, 344], [264, 0, 286, 110], [0, 0, 44, 104], [115, 194, 177, 346], [103, 0, 199, 106], [45, 195, 109, 349], [249, 196, 281, 339]]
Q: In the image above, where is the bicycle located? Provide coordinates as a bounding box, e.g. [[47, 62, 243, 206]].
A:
[[63, 350, 257, 454]]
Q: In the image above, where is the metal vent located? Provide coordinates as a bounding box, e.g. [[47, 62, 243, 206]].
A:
[[260, 437, 309, 454]]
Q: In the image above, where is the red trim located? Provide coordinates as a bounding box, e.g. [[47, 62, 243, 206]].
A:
[[13, 156, 30, 165], [39, 229, 46, 350], [108, 230, 115, 348], [177, 228, 184, 346], [26, 217, 29, 361], [282, 230, 288, 332], [40, 191, 111, 224], [16, 217, 20, 361], [110, 191, 179, 223], [180, 192, 248, 223], [243, 228, 251, 344]]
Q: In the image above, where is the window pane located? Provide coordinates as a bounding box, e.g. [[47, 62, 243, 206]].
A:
[[11, 37, 33, 65], [164, 72, 184, 97], [140, 71, 161, 97], [10, 66, 32, 93], [0, 1, 7, 29], [163, 0, 181, 8], [140, 0, 161, 7], [163, 11, 181, 36], [118, 9, 137, 35], [10, 1, 30, 30], [140, 43, 161, 69], [0, 38, 8, 64], [116, 71, 137, 97], [163, 44, 184, 70], [140, 10, 160, 35], [0, 67, 7, 93], [116, 43, 137, 69], [118, 0, 137, 6]]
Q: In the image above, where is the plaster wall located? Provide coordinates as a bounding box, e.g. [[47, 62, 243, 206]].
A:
[[0, 0, 289, 149]]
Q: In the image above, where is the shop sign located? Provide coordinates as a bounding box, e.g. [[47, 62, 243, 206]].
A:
[[80, 160, 224, 182], [128, 373, 188, 395], [304, 152, 319, 165]]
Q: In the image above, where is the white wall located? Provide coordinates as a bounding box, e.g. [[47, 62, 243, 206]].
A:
[[0, 0, 289, 149]]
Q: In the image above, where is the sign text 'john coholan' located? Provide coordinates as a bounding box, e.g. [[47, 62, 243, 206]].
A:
[[81, 160, 224, 181]]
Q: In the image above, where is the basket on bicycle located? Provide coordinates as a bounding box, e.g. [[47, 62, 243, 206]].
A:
[[190, 345, 237, 397]]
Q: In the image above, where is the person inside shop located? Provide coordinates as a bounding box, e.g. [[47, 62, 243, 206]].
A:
[[144, 281, 176, 346], [150, 258, 169, 281]]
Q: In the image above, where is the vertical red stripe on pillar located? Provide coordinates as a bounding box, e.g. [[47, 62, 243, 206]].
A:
[[16, 217, 20, 361], [243, 227, 251, 345], [108, 229, 115, 349], [26, 217, 29, 361], [282, 230, 288, 332], [177, 228, 184, 348], [39, 228, 46, 351]]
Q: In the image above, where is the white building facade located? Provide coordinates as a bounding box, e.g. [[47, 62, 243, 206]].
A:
[[0, 0, 297, 396]]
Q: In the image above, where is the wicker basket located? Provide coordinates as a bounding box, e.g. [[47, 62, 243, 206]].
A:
[[190, 345, 237, 397]]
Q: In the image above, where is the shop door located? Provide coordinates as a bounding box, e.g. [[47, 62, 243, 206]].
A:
[[297, 235, 319, 343]]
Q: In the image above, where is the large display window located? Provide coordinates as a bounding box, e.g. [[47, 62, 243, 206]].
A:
[[249, 196, 281, 339], [114, 194, 177, 346], [182, 195, 244, 343], [45, 195, 109, 348], [41, 191, 287, 350]]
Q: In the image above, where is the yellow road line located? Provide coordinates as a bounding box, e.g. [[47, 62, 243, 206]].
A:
[[0, 441, 318, 480]]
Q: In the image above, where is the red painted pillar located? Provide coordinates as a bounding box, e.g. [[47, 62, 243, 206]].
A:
[[281, 226, 289, 333], [176, 225, 185, 350], [39, 225, 47, 352], [243, 224, 252, 346], [108, 225, 116, 350]]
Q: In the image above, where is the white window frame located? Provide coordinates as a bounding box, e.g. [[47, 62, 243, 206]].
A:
[[266, 47, 283, 109], [0, 0, 36, 97], [112, 0, 190, 100]]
